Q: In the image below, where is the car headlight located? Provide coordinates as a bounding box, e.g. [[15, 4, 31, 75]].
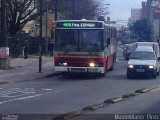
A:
[[149, 65, 154, 69], [128, 65, 134, 68]]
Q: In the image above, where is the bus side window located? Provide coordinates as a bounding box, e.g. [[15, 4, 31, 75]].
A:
[[107, 38, 110, 47]]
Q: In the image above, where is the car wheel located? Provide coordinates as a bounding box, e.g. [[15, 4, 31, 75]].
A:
[[157, 70, 160, 76], [109, 66, 113, 71], [127, 71, 132, 79], [153, 74, 157, 79]]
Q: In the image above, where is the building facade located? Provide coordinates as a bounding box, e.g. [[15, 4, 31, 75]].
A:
[[130, 8, 142, 24], [147, 0, 160, 42], [142, 2, 148, 20], [0, 0, 1, 38]]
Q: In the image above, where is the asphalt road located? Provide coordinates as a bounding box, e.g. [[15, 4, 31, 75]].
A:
[[0, 61, 160, 113], [0, 47, 160, 120]]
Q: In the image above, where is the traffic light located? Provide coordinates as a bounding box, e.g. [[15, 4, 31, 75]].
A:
[[50, 19, 56, 32]]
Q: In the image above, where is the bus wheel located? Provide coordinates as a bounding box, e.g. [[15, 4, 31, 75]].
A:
[[100, 72, 106, 77], [62, 72, 69, 78], [109, 66, 113, 71]]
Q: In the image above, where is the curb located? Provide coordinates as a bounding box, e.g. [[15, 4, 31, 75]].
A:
[[0, 81, 9, 85], [104, 97, 123, 104], [45, 72, 62, 78], [0, 72, 62, 86]]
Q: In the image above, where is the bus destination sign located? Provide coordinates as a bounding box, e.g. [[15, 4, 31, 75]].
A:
[[56, 22, 103, 28]]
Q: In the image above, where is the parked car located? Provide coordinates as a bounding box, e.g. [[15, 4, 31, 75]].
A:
[[127, 46, 160, 79]]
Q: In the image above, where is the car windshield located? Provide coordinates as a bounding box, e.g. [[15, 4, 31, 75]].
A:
[[130, 51, 156, 60]]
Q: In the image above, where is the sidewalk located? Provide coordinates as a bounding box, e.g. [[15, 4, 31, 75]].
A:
[[0, 56, 59, 84]]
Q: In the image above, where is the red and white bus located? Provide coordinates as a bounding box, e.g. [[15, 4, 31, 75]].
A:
[[54, 20, 117, 76]]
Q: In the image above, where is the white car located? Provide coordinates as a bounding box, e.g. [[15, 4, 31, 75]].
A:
[[127, 46, 160, 79]]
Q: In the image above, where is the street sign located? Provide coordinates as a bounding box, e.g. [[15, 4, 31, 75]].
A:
[[0, 47, 9, 58], [153, 8, 160, 19], [153, 8, 160, 13]]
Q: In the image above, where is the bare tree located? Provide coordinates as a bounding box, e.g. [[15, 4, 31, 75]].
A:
[[56, 0, 107, 20], [6, 0, 38, 36], [6, 0, 108, 36]]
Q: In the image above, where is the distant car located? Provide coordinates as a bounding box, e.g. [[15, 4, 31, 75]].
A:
[[123, 44, 133, 60], [127, 46, 160, 79]]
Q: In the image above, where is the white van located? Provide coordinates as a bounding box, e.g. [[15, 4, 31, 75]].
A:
[[127, 46, 160, 79], [132, 42, 160, 58]]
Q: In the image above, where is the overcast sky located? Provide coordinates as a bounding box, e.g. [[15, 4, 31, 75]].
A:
[[105, 0, 147, 23]]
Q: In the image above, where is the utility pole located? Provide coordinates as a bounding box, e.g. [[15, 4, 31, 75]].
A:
[[1, 0, 7, 47], [39, 0, 43, 73], [55, 0, 57, 21], [0, 0, 9, 70], [45, 0, 49, 54], [72, 0, 75, 19]]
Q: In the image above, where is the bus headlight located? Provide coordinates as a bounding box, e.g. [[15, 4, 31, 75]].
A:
[[128, 65, 134, 69], [89, 63, 95, 67], [149, 65, 154, 69], [63, 62, 68, 66]]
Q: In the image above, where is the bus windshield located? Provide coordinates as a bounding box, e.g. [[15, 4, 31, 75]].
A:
[[55, 29, 103, 52]]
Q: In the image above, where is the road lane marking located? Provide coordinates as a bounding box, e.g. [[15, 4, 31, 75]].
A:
[[0, 92, 52, 105], [0, 89, 63, 105], [42, 88, 53, 91]]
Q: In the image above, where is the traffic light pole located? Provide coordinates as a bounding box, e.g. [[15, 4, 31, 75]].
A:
[[39, 0, 43, 73]]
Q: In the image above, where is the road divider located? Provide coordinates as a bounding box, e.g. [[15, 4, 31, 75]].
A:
[[53, 111, 81, 120], [135, 88, 150, 93], [83, 103, 104, 111], [122, 93, 136, 98], [104, 97, 123, 104], [51, 85, 160, 120]]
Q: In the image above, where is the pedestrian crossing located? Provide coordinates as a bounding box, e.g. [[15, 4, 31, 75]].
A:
[[0, 88, 36, 98]]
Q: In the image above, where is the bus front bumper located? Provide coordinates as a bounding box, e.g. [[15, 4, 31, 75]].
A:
[[54, 67, 105, 73]]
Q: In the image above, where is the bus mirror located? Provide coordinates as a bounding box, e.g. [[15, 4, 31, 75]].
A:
[[107, 38, 110, 46]]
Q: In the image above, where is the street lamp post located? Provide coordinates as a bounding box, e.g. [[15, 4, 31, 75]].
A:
[[39, 0, 43, 73]]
